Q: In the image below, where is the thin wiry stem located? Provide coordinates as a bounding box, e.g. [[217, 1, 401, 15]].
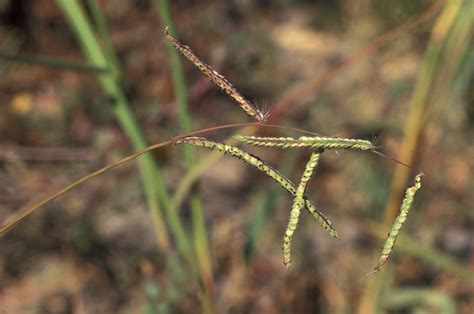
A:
[[0, 123, 254, 237]]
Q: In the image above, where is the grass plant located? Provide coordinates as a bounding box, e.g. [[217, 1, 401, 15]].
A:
[[0, 0, 470, 311]]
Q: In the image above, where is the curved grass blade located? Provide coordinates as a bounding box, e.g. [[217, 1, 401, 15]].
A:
[[164, 28, 265, 122], [175, 137, 338, 239], [283, 151, 321, 267], [235, 135, 374, 151], [367, 173, 423, 275]]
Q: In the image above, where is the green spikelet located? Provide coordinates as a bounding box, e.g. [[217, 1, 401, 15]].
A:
[[164, 28, 264, 122], [367, 173, 423, 275], [283, 151, 321, 268], [175, 137, 338, 238], [235, 135, 374, 151]]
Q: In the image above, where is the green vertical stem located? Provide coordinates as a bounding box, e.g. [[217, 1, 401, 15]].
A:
[[85, 0, 198, 270], [357, 1, 462, 313], [56, 0, 194, 261], [84, 0, 122, 77], [155, 0, 215, 307]]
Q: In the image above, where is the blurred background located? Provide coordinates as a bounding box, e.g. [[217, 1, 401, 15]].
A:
[[0, 0, 472, 313]]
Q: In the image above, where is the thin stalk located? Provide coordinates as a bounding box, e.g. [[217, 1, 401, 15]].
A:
[[0, 122, 259, 238], [1, 140, 169, 237], [155, 0, 215, 306]]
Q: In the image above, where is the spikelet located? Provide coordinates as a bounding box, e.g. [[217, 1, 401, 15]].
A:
[[367, 173, 423, 275], [235, 135, 374, 151], [164, 28, 265, 122], [175, 137, 338, 238], [283, 151, 321, 267]]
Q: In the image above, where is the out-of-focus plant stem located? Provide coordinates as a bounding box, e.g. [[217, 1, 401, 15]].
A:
[[384, 288, 457, 314], [56, 0, 194, 262], [85, 0, 122, 77], [383, 0, 463, 223], [429, 1, 473, 119], [155, 0, 214, 311], [357, 1, 463, 313]]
